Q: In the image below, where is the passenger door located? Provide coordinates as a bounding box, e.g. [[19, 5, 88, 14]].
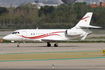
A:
[[22, 31, 27, 41]]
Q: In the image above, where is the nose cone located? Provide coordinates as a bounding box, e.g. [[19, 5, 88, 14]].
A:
[[3, 36, 11, 40], [3, 36, 6, 40], [3, 34, 21, 41]]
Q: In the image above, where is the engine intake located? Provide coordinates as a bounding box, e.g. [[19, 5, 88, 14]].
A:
[[65, 30, 83, 37]]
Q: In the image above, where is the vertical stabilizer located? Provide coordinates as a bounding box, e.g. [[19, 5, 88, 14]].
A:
[[75, 12, 93, 28]]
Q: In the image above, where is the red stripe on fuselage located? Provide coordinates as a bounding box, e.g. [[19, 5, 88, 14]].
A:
[[18, 31, 65, 39]]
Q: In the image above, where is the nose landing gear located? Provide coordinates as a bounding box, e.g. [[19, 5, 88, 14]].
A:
[[17, 42, 20, 47]]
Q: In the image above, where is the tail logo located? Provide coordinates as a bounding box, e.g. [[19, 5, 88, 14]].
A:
[[85, 20, 87, 22]]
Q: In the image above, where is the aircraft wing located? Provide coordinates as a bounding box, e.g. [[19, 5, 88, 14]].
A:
[[41, 39, 78, 42]]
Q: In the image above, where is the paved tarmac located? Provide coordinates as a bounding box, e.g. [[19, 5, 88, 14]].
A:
[[0, 43, 105, 53], [0, 43, 105, 70], [0, 69, 105, 70], [0, 69, 104, 70]]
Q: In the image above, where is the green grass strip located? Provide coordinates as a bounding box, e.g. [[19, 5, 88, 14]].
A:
[[0, 57, 105, 62]]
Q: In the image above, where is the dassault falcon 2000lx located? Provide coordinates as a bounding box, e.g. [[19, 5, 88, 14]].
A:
[[3, 12, 100, 47]]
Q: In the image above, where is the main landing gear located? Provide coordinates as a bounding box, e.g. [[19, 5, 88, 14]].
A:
[[54, 42, 58, 47], [47, 42, 58, 47], [47, 42, 51, 47]]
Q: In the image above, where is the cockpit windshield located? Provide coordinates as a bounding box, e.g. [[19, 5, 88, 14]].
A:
[[12, 32, 20, 34]]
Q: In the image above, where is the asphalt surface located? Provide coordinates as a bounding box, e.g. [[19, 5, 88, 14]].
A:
[[0, 43, 105, 70], [0, 69, 105, 70]]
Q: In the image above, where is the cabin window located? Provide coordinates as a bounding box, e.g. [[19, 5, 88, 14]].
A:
[[31, 33, 32, 35], [31, 33, 36, 35]]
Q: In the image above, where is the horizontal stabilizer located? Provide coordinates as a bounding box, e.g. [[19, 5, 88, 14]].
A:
[[79, 25, 101, 28]]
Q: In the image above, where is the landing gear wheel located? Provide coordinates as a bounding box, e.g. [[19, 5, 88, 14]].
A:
[[47, 44, 51, 47], [17, 45, 19, 47], [54, 44, 58, 47], [54, 42, 58, 47], [47, 42, 51, 47]]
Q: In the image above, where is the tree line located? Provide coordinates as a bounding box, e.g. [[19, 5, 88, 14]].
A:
[[0, 2, 105, 29]]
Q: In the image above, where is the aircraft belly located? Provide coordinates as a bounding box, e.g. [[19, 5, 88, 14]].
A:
[[69, 35, 82, 40]]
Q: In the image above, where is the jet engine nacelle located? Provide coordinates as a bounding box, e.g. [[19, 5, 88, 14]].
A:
[[65, 30, 83, 37]]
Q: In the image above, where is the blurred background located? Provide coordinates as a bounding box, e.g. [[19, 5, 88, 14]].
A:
[[0, 0, 105, 42], [0, 0, 104, 29]]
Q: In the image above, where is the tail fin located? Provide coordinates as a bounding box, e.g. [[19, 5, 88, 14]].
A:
[[75, 12, 93, 28], [73, 12, 101, 29]]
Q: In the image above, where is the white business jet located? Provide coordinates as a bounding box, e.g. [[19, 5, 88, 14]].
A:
[[3, 12, 100, 47]]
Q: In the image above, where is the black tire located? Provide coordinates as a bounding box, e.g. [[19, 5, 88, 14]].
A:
[[17, 45, 19, 47], [54, 44, 58, 47], [47, 42, 51, 47], [47, 44, 51, 47]]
